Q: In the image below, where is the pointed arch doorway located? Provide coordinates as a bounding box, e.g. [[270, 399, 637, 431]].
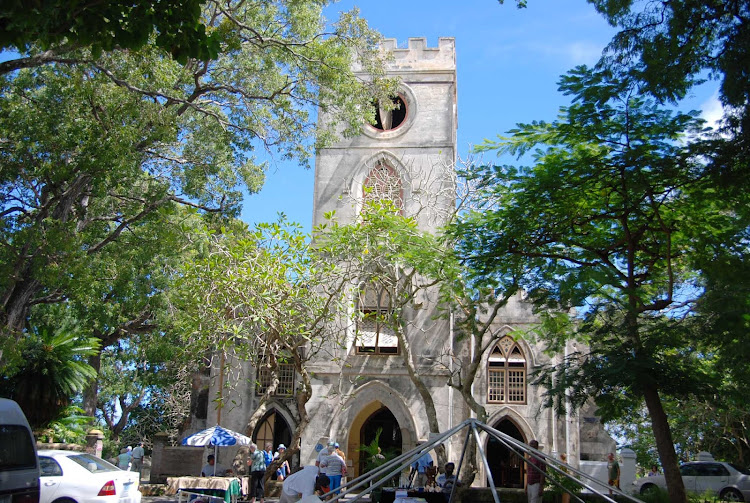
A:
[[349, 404, 403, 478], [254, 409, 292, 454], [487, 417, 526, 488]]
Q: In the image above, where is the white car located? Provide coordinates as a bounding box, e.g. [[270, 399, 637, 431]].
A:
[[633, 461, 750, 502], [38, 450, 142, 503]]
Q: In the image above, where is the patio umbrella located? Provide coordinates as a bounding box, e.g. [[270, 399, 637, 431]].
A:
[[182, 425, 252, 475]]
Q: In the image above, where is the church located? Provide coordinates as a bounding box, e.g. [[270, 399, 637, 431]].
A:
[[190, 37, 615, 488]]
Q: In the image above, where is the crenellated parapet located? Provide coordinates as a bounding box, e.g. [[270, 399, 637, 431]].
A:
[[354, 37, 455, 73]]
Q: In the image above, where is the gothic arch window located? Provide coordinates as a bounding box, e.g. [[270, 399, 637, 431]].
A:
[[487, 336, 527, 404], [362, 162, 403, 214], [355, 285, 399, 355]]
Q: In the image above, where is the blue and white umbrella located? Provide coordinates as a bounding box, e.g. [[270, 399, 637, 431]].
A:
[[182, 425, 252, 474]]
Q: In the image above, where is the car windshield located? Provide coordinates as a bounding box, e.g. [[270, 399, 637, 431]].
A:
[[67, 453, 119, 473], [729, 463, 750, 475]]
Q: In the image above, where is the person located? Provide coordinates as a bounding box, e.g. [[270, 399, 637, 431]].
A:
[[130, 442, 145, 477], [333, 442, 346, 462], [320, 447, 346, 494], [247, 443, 266, 503], [316, 442, 334, 475], [607, 452, 620, 495], [437, 461, 460, 500], [648, 464, 659, 477], [526, 440, 546, 503], [275, 444, 291, 481], [202, 454, 230, 477], [117, 447, 132, 470], [279, 466, 330, 503], [411, 445, 434, 488], [559, 453, 570, 503], [263, 442, 274, 467]]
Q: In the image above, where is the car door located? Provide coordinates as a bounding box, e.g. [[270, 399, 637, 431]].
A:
[[38, 456, 63, 503], [680, 464, 699, 494], [695, 463, 729, 496]]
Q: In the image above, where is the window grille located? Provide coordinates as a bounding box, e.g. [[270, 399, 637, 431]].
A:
[[256, 356, 296, 396]]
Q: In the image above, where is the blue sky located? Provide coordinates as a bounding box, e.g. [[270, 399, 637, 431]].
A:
[[240, 0, 721, 231]]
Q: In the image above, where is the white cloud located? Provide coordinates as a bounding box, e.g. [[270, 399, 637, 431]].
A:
[[564, 41, 605, 65], [699, 91, 724, 128]]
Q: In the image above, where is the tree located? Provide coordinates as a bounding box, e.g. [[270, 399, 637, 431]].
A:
[[0, 1, 394, 359], [170, 217, 351, 473], [452, 66, 719, 503], [0, 308, 100, 428], [0, 0, 219, 67]]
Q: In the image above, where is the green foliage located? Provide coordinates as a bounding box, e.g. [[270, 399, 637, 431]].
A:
[[40, 405, 95, 444], [359, 428, 400, 486], [609, 389, 750, 468], [0, 0, 391, 326], [0, 0, 219, 63], [0, 314, 99, 428], [455, 65, 734, 502]]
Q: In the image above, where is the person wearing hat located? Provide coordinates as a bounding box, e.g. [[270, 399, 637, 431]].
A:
[[320, 446, 346, 495], [279, 466, 330, 503], [274, 444, 291, 481], [315, 441, 335, 475]]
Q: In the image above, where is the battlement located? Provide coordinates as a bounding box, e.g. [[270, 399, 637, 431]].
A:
[[381, 37, 456, 72]]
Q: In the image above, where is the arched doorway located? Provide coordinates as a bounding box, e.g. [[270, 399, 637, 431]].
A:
[[359, 407, 402, 477], [254, 409, 292, 455], [487, 418, 526, 488]]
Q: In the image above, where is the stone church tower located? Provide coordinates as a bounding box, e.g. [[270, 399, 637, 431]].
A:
[[193, 37, 614, 488]]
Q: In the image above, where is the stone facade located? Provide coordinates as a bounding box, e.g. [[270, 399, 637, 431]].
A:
[[188, 37, 614, 488]]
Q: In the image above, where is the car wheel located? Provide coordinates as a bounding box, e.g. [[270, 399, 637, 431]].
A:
[[640, 484, 658, 496], [53, 498, 78, 503], [720, 489, 744, 502]]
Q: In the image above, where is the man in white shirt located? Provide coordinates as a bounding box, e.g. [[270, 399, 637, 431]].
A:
[[202, 454, 230, 477], [130, 442, 145, 477], [279, 466, 329, 503]]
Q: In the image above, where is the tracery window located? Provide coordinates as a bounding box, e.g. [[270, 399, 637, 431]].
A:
[[355, 285, 399, 355], [487, 336, 526, 404], [362, 162, 403, 214]]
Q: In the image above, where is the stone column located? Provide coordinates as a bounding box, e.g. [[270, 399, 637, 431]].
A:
[[620, 448, 637, 491], [150, 431, 170, 483], [86, 429, 104, 458]]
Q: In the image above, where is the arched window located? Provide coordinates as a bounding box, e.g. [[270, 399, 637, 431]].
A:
[[488, 336, 526, 404], [362, 162, 403, 214]]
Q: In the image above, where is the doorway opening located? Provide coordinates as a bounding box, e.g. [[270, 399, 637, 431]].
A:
[[359, 406, 402, 478], [254, 409, 292, 463], [487, 417, 526, 488]]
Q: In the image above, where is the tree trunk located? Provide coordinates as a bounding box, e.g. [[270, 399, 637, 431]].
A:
[[643, 385, 687, 503], [83, 350, 102, 417], [398, 325, 447, 466]]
